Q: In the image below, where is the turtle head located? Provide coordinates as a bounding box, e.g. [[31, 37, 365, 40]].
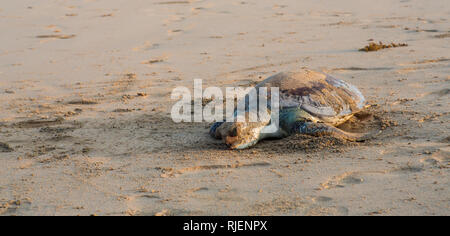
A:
[[217, 120, 270, 150]]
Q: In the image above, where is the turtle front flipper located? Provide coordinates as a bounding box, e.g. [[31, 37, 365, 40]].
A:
[[209, 122, 224, 139], [292, 122, 373, 142]]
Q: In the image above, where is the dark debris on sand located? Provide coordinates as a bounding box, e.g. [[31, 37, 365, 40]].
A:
[[442, 136, 450, 143], [0, 142, 14, 152], [359, 42, 408, 52]]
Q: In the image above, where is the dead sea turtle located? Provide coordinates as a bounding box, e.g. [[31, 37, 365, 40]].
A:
[[210, 69, 374, 149]]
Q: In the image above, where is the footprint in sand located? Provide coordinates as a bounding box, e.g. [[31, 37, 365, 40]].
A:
[[0, 199, 32, 216], [432, 88, 450, 97], [321, 165, 425, 190], [122, 192, 163, 216], [132, 41, 159, 52], [321, 172, 366, 189], [158, 162, 271, 178], [309, 197, 350, 216], [251, 197, 349, 216], [312, 196, 333, 203], [420, 149, 450, 168]]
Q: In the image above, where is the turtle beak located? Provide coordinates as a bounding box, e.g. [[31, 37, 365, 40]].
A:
[[226, 137, 256, 150], [224, 126, 240, 149], [225, 136, 239, 149]]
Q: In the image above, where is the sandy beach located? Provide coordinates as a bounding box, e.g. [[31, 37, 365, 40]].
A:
[[0, 0, 449, 216]]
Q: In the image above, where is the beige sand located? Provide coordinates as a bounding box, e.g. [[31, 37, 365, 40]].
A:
[[0, 0, 449, 216]]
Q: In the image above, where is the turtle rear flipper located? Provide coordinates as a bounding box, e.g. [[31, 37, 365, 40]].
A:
[[293, 122, 377, 142]]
